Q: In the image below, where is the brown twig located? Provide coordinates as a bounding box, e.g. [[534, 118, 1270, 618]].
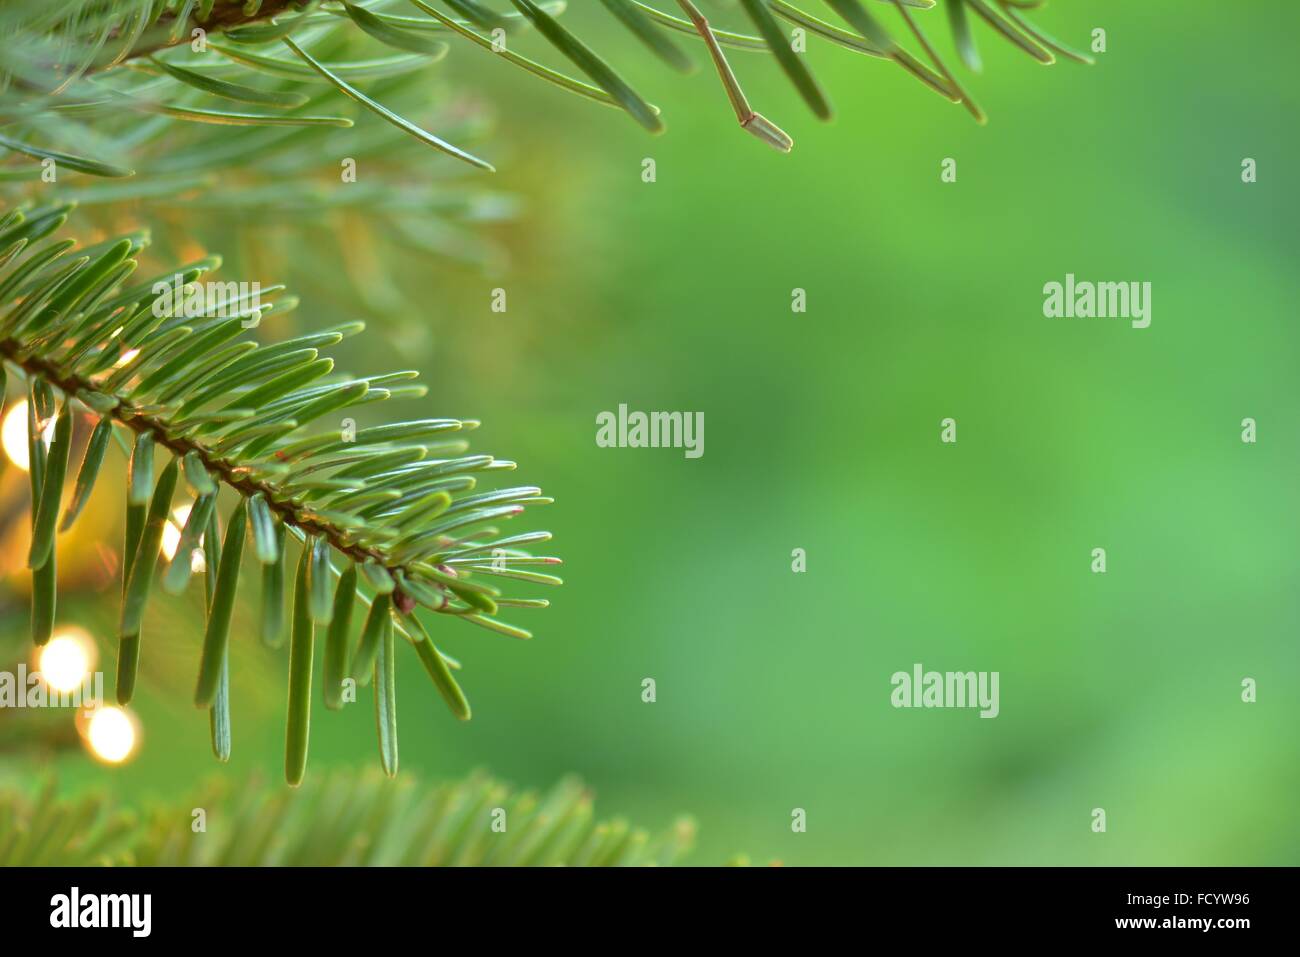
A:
[[94, 0, 305, 71], [0, 335, 409, 580]]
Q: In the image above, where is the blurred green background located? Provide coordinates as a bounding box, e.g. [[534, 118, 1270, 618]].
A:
[[2, 1, 1297, 865]]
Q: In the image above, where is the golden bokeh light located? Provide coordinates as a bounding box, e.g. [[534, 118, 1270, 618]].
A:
[[161, 504, 206, 572], [1, 399, 54, 472], [36, 628, 97, 694], [85, 706, 138, 764]]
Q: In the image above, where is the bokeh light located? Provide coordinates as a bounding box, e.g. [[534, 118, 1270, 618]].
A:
[[1, 399, 54, 472], [85, 707, 138, 764], [35, 628, 97, 694], [161, 504, 206, 572]]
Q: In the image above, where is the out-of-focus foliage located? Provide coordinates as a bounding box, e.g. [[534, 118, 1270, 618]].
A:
[[1, 769, 701, 866], [0, 2, 536, 293], [0, 778, 138, 865]]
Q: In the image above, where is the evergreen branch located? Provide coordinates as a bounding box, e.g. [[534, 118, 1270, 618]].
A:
[[143, 769, 700, 866], [0, 770, 707, 866], [0, 203, 560, 784], [0, 779, 138, 867], [0, 0, 1090, 180]]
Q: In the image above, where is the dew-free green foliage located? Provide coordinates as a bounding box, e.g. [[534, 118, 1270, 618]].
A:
[[0, 0, 1087, 182], [0, 203, 560, 783], [0, 771, 702, 866], [0, 1, 1090, 325], [0, 779, 139, 866]]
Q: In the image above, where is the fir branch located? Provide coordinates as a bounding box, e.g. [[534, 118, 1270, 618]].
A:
[[0, 770, 707, 866], [0, 0, 1089, 180], [0, 203, 560, 784], [0, 779, 138, 867]]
